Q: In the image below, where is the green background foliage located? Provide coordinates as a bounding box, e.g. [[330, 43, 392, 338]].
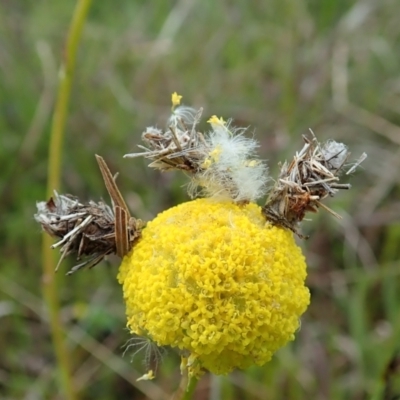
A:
[[1, 0, 400, 398]]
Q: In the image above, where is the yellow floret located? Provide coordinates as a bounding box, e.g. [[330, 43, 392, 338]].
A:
[[171, 91, 182, 107], [118, 198, 310, 375], [207, 115, 225, 126]]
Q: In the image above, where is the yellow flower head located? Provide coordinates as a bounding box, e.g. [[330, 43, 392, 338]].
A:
[[207, 115, 225, 126], [118, 198, 310, 376], [171, 92, 182, 108]]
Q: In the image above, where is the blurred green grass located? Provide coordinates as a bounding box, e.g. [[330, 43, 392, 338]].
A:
[[1, 0, 400, 399]]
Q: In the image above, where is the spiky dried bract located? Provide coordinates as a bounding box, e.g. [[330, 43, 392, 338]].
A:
[[124, 98, 268, 203], [263, 133, 367, 237], [35, 192, 142, 274], [124, 106, 208, 173], [118, 198, 310, 376]]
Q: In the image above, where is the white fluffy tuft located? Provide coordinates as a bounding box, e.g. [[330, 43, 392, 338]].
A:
[[168, 106, 197, 128], [190, 122, 269, 202], [322, 140, 349, 169]]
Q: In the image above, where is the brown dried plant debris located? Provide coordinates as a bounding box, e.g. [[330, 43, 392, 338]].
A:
[[124, 108, 269, 203], [123, 107, 209, 173], [262, 132, 367, 238], [35, 156, 144, 275]]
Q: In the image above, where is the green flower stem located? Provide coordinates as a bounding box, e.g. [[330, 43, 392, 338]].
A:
[[182, 376, 199, 400], [41, 1, 92, 399], [173, 373, 199, 400]]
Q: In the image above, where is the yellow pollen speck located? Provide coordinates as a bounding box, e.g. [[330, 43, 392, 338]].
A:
[[201, 158, 212, 169], [245, 160, 258, 167], [201, 146, 222, 169], [209, 146, 222, 160], [118, 198, 310, 376]]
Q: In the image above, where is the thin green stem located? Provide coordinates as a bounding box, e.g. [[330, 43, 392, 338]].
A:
[[46, 0, 92, 196], [41, 1, 92, 400], [172, 372, 199, 400], [182, 376, 199, 400]]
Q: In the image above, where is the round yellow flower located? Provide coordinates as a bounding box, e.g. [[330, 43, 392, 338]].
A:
[[118, 198, 310, 375]]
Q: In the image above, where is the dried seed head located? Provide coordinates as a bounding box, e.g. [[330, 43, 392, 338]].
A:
[[35, 157, 144, 274], [35, 192, 117, 274], [124, 93, 269, 203], [262, 131, 367, 237], [124, 105, 207, 173]]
